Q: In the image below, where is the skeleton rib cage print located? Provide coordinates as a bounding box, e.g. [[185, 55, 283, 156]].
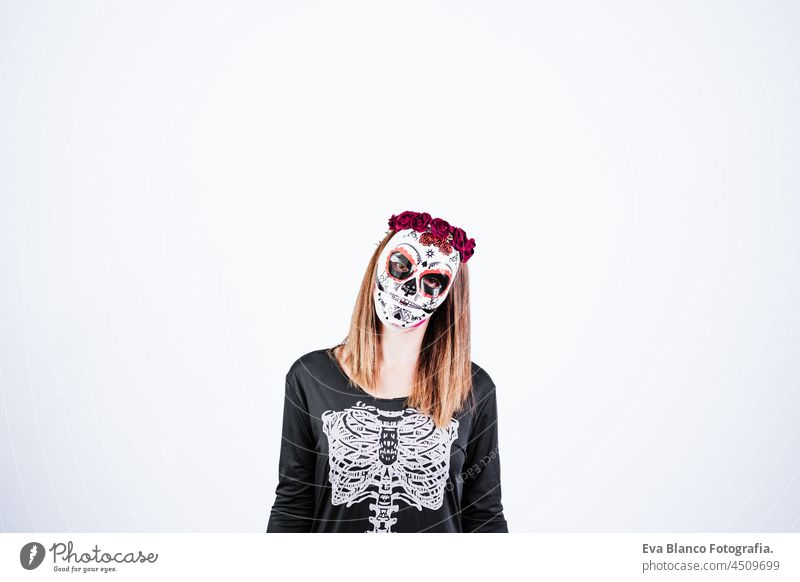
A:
[[322, 401, 460, 533]]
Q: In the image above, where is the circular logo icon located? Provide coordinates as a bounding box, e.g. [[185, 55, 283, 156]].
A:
[[20, 542, 46, 570]]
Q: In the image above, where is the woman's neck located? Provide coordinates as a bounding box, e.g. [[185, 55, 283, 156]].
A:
[[379, 319, 429, 368]]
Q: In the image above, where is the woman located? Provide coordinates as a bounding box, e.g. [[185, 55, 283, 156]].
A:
[[266, 210, 508, 533]]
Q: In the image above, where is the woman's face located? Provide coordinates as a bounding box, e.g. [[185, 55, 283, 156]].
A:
[[373, 229, 460, 329]]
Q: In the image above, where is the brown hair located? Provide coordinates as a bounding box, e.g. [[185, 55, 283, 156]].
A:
[[331, 230, 476, 428]]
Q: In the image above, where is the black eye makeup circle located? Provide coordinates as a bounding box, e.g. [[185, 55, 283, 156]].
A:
[[387, 249, 414, 281], [420, 271, 451, 298]]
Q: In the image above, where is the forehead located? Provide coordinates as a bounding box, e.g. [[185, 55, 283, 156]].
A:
[[383, 229, 460, 268]]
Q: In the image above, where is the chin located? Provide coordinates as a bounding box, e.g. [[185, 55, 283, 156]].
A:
[[383, 315, 428, 332]]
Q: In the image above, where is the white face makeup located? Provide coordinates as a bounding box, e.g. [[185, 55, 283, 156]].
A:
[[373, 228, 461, 329]]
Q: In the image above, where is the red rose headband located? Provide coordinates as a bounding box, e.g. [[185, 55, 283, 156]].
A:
[[386, 211, 476, 263]]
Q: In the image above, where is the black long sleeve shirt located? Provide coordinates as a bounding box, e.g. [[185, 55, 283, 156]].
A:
[[266, 347, 508, 533]]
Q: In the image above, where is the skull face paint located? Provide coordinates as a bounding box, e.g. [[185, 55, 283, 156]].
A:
[[373, 228, 460, 329]]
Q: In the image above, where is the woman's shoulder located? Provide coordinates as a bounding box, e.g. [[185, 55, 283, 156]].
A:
[[468, 360, 498, 410], [470, 360, 496, 390], [286, 347, 338, 380]]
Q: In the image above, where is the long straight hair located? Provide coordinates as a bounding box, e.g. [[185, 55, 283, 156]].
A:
[[332, 229, 476, 428]]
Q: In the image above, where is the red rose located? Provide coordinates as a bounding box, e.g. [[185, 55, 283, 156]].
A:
[[411, 212, 432, 232], [430, 218, 451, 240], [450, 226, 467, 251], [393, 211, 416, 230], [460, 238, 476, 262]]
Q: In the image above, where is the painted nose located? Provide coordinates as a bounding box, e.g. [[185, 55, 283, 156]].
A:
[[401, 278, 416, 297]]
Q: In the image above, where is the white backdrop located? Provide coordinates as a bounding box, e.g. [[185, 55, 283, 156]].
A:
[[1, 0, 799, 532]]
